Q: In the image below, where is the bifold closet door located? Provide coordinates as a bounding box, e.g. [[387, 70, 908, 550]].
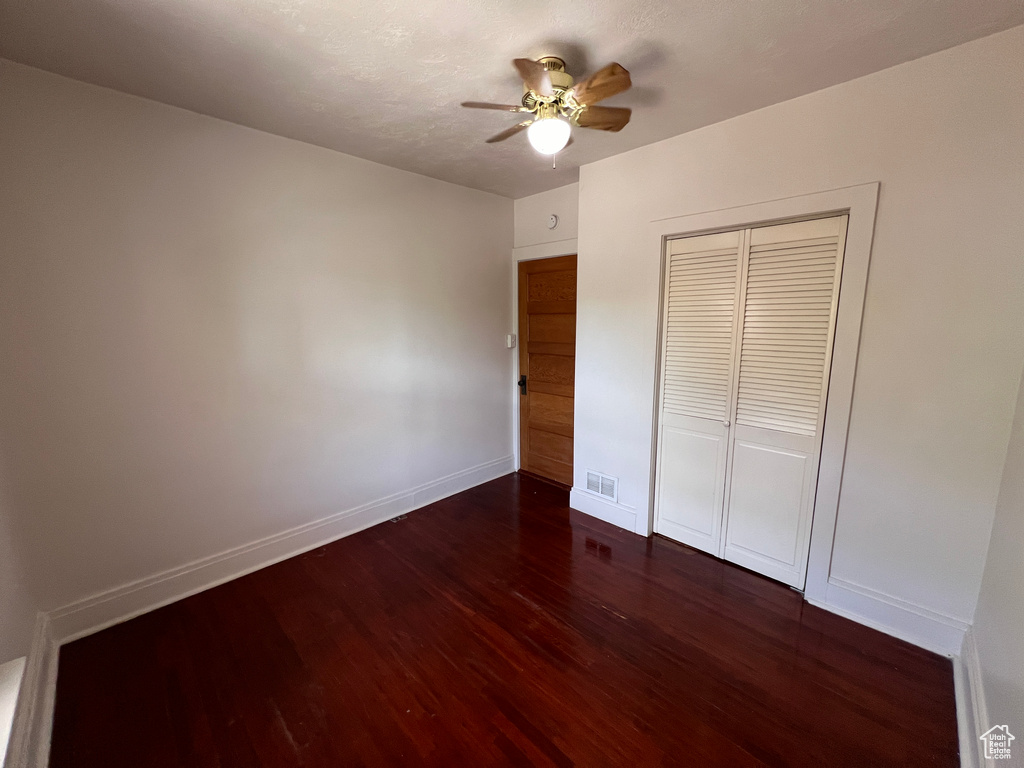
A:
[[653, 230, 742, 554], [722, 216, 847, 588], [654, 215, 848, 589]]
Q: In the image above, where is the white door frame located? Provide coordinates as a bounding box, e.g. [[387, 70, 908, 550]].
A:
[[645, 183, 879, 602], [510, 238, 579, 472]]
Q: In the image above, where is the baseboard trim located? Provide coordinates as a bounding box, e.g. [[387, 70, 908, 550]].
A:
[[4, 614, 58, 768], [569, 489, 638, 533], [49, 455, 514, 645], [953, 650, 975, 768], [954, 628, 990, 768], [807, 577, 968, 657]]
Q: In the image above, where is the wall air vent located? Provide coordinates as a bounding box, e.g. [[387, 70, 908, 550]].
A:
[[585, 470, 618, 503]]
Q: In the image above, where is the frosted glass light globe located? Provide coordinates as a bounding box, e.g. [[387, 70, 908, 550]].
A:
[[527, 117, 571, 155]]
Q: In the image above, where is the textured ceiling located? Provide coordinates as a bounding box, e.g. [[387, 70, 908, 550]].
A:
[[1, 0, 1022, 198]]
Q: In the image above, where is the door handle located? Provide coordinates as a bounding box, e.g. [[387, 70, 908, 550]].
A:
[[518, 375, 527, 395], [723, 420, 731, 427]]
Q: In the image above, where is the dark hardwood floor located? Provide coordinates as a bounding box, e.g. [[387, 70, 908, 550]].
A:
[[50, 473, 959, 767]]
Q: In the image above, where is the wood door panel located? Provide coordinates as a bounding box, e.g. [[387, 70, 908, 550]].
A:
[[520, 255, 576, 487], [529, 313, 576, 344], [528, 392, 573, 428], [528, 270, 576, 301], [531, 354, 575, 387], [529, 420, 574, 439], [528, 453, 573, 485], [530, 381, 574, 397], [527, 341, 574, 356], [528, 428, 573, 465], [528, 300, 576, 314]]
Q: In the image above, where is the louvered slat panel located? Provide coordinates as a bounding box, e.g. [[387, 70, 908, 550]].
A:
[[735, 222, 841, 437], [662, 232, 740, 421]]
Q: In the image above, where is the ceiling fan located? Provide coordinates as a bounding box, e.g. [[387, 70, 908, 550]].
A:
[[462, 56, 632, 158]]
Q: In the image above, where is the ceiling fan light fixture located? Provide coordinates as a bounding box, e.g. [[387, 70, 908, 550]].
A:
[[527, 117, 571, 155], [465, 57, 631, 155]]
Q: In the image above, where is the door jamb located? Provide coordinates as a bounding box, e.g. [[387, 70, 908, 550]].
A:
[[645, 183, 879, 603]]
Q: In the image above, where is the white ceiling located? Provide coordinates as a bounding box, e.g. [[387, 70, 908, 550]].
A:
[[2, 0, 1022, 199]]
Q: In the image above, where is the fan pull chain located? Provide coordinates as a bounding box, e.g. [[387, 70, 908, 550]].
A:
[[552, 152, 557, 170]]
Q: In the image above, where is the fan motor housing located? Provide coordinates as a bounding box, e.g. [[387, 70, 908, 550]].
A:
[[522, 56, 574, 109]]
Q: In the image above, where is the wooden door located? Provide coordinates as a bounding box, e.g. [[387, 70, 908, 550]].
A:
[[518, 255, 577, 486]]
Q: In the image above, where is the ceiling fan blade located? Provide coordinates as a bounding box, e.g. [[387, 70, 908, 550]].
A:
[[462, 101, 527, 112], [576, 105, 632, 132], [569, 62, 632, 106], [513, 58, 554, 98], [485, 120, 533, 143]]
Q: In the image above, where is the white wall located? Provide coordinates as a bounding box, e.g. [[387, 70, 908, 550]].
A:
[[0, 60, 514, 619], [972, 368, 1024, 731], [573, 26, 1024, 634], [513, 183, 579, 248], [0, 478, 34, 662]]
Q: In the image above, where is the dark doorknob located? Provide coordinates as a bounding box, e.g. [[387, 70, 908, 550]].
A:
[[518, 375, 527, 395]]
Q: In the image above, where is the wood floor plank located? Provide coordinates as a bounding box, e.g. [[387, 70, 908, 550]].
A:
[[49, 473, 958, 767]]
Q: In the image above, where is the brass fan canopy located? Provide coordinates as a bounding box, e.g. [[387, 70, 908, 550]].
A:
[[538, 57, 574, 89], [522, 56, 574, 108]]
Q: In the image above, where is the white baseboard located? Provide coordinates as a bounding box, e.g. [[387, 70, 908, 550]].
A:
[[953, 647, 977, 768], [807, 577, 968, 657], [4, 615, 58, 768], [569, 488, 638, 533], [48, 455, 514, 645], [954, 628, 991, 768]]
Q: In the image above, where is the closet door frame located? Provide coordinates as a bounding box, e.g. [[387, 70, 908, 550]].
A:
[[645, 183, 879, 601]]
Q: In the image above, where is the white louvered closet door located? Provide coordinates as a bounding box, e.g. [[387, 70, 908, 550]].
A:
[[654, 215, 848, 589], [653, 230, 743, 554], [722, 216, 847, 587]]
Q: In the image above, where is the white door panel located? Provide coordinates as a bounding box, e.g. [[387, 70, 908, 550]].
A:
[[655, 413, 728, 553], [723, 435, 815, 587]]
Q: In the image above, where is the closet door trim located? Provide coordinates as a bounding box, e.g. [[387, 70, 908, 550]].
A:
[[646, 183, 879, 605]]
